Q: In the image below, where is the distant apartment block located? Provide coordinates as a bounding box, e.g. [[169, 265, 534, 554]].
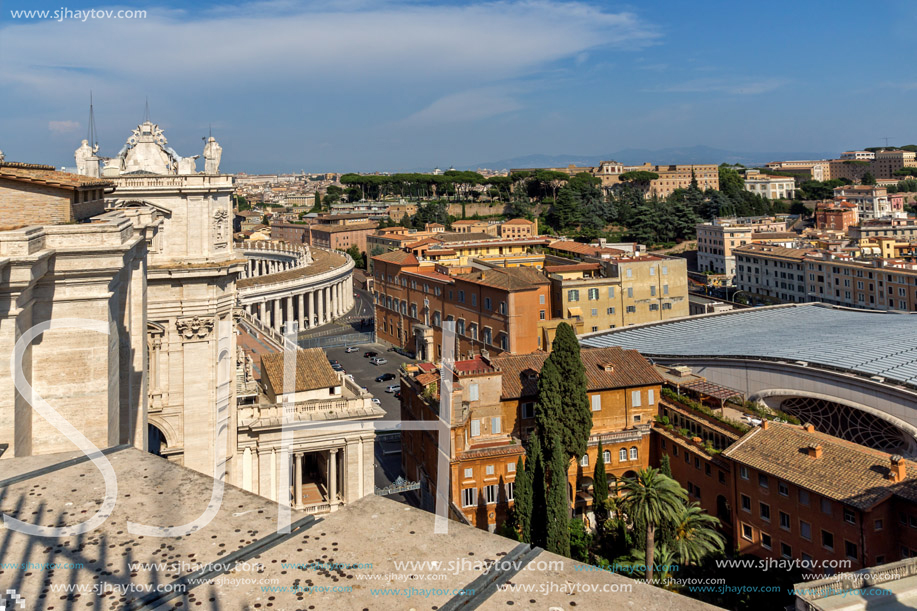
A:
[[271, 221, 310, 244], [765, 160, 830, 182], [696, 217, 790, 277], [735, 244, 917, 310], [814, 201, 859, 232], [841, 150, 876, 160], [743, 170, 795, 200], [308, 221, 378, 253], [832, 185, 894, 220]]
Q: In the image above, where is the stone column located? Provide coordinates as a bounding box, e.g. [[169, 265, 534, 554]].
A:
[[294, 452, 303, 509], [297, 293, 305, 330], [273, 299, 281, 332], [286, 295, 294, 332], [329, 447, 339, 504], [325, 287, 332, 322], [258, 301, 265, 322], [317, 288, 325, 324]]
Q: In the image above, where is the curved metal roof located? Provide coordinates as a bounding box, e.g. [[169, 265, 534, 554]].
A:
[[580, 304, 917, 387]]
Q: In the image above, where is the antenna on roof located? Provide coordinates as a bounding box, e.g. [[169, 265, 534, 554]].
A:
[[882, 136, 892, 148], [87, 91, 99, 148], [143, 97, 151, 123]]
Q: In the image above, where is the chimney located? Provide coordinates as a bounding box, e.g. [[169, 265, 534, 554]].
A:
[[761, 420, 769, 430], [889, 455, 907, 483], [806, 444, 823, 458], [803, 423, 815, 433]]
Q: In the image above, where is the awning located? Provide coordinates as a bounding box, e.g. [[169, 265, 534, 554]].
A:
[[567, 306, 583, 318], [681, 380, 744, 402]]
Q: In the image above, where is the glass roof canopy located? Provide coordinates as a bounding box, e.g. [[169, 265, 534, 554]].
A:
[[580, 304, 917, 388]]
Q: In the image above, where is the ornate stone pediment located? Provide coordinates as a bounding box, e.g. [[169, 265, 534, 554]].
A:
[[175, 316, 214, 340]]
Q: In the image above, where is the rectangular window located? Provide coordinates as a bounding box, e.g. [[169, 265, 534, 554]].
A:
[[608, 287, 615, 298], [626, 306, 636, 313], [759, 474, 769, 489], [822, 530, 834, 551], [627, 287, 634, 298], [760, 502, 771, 522], [799, 489, 810, 506], [464, 468, 473, 479], [485, 297, 492, 310], [539, 294, 545, 305], [778, 481, 789, 496], [468, 383, 479, 402], [491, 416, 501, 435], [591, 308, 598, 316], [800, 520, 811, 541], [741, 494, 751, 512], [781, 543, 792, 559], [580, 454, 589, 467], [540, 310, 546, 320], [607, 307, 615, 314], [740, 466, 748, 480], [843, 508, 856, 524], [588, 288, 599, 300], [568, 289, 579, 302], [663, 284, 669, 295], [471, 293, 477, 306], [484, 484, 498, 504], [506, 482, 515, 501], [462, 487, 477, 507], [631, 390, 642, 407], [648, 389, 655, 404], [845, 540, 858, 560], [741, 523, 753, 541], [821, 498, 832, 515], [522, 402, 534, 419], [458, 290, 465, 303], [507, 462, 515, 473], [470, 419, 480, 437], [761, 532, 772, 550], [591, 395, 601, 411], [650, 286, 656, 296], [626, 268, 633, 278], [779, 511, 790, 530], [875, 518, 884, 531], [649, 266, 655, 276], [485, 465, 494, 476]]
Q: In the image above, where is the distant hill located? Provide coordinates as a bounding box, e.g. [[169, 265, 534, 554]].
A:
[[460, 145, 838, 171]]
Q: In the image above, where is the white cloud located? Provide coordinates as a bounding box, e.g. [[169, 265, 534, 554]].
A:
[[48, 120, 81, 133], [650, 77, 787, 95], [399, 88, 522, 126], [0, 1, 658, 96]]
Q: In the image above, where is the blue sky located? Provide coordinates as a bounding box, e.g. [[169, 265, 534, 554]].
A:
[[1, 0, 915, 172]]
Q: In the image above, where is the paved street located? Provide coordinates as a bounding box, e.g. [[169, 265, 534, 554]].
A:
[[323, 340, 413, 422]]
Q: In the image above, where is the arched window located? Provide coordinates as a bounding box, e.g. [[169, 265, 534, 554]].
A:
[[630, 447, 638, 460], [603, 450, 611, 464], [580, 454, 589, 467], [619, 448, 627, 462]]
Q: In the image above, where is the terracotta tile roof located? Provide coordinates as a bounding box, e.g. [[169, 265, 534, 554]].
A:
[[502, 218, 536, 226], [403, 268, 453, 283], [455, 267, 548, 291], [548, 240, 626, 258], [309, 222, 378, 233], [260, 348, 340, 394], [452, 356, 495, 375], [732, 244, 816, 260], [491, 346, 663, 399], [0, 163, 112, 190], [436, 232, 496, 242], [451, 220, 487, 226], [415, 372, 439, 386], [371, 250, 419, 265], [544, 263, 601, 273], [723, 422, 917, 510]]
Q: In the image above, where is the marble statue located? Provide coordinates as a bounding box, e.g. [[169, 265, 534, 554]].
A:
[[0, 150, 5, 164], [178, 155, 199, 174], [203, 136, 222, 174], [74, 139, 101, 177]]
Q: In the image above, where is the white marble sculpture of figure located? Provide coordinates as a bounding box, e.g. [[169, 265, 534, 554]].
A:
[[203, 136, 222, 174], [0, 150, 5, 164], [74, 139, 100, 177], [178, 155, 199, 174]]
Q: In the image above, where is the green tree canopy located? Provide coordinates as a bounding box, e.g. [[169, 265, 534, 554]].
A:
[[670, 502, 726, 566], [618, 171, 659, 183]]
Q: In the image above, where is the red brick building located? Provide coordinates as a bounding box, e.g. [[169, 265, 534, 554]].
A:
[[372, 250, 552, 359], [814, 201, 858, 232], [400, 347, 663, 530]]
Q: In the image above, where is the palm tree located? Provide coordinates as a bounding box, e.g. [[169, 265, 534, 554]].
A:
[[671, 502, 725, 566], [620, 468, 687, 584], [631, 543, 677, 584]]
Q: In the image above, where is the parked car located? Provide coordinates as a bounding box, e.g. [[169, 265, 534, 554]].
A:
[[371, 398, 381, 405], [331, 363, 344, 371], [394, 390, 401, 400], [385, 385, 399, 393], [375, 372, 396, 383], [363, 351, 378, 358], [370, 357, 387, 365], [345, 346, 358, 353]]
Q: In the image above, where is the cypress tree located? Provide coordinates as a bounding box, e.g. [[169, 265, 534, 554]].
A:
[[593, 441, 609, 536], [513, 456, 532, 543], [528, 434, 547, 549], [660, 454, 672, 478], [539, 323, 592, 461], [314, 192, 322, 211], [546, 435, 571, 557]]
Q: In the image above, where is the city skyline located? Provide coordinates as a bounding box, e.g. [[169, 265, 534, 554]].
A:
[[1, 0, 915, 172]]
